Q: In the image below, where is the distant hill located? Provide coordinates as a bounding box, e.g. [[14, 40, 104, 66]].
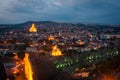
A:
[[0, 21, 119, 33], [0, 21, 59, 33]]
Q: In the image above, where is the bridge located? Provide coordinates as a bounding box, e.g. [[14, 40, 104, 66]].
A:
[[24, 53, 33, 80]]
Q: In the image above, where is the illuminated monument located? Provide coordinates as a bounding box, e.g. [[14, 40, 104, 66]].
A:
[[29, 23, 37, 33], [48, 35, 55, 41], [51, 45, 62, 56]]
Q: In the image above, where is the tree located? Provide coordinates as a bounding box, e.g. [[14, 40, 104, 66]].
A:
[[0, 62, 7, 80]]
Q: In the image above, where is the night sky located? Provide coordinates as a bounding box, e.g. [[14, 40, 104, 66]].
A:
[[0, 0, 120, 24]]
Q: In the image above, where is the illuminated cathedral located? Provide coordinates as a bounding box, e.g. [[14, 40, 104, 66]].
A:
[[29, 23, 37, 33]]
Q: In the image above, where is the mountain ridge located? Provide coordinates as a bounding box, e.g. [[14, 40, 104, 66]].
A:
[[0, 21, 120, 28]]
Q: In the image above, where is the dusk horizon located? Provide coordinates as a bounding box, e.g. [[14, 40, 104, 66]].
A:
[[0, 20, 120, 25]]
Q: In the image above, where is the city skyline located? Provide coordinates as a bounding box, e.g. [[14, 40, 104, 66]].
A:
[[0, 17, 120, 80], [0, 0, 120, 24]]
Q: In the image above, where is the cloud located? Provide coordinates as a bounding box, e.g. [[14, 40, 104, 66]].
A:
[[53, 1, 62, 7], [0, 0, 120, 24], [8, 0, 48, 13]]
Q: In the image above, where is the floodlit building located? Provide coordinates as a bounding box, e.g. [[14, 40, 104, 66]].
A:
[[51, 45, 62, 56], [48, 35, 55, 41], [29, 23, 37, 33]]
